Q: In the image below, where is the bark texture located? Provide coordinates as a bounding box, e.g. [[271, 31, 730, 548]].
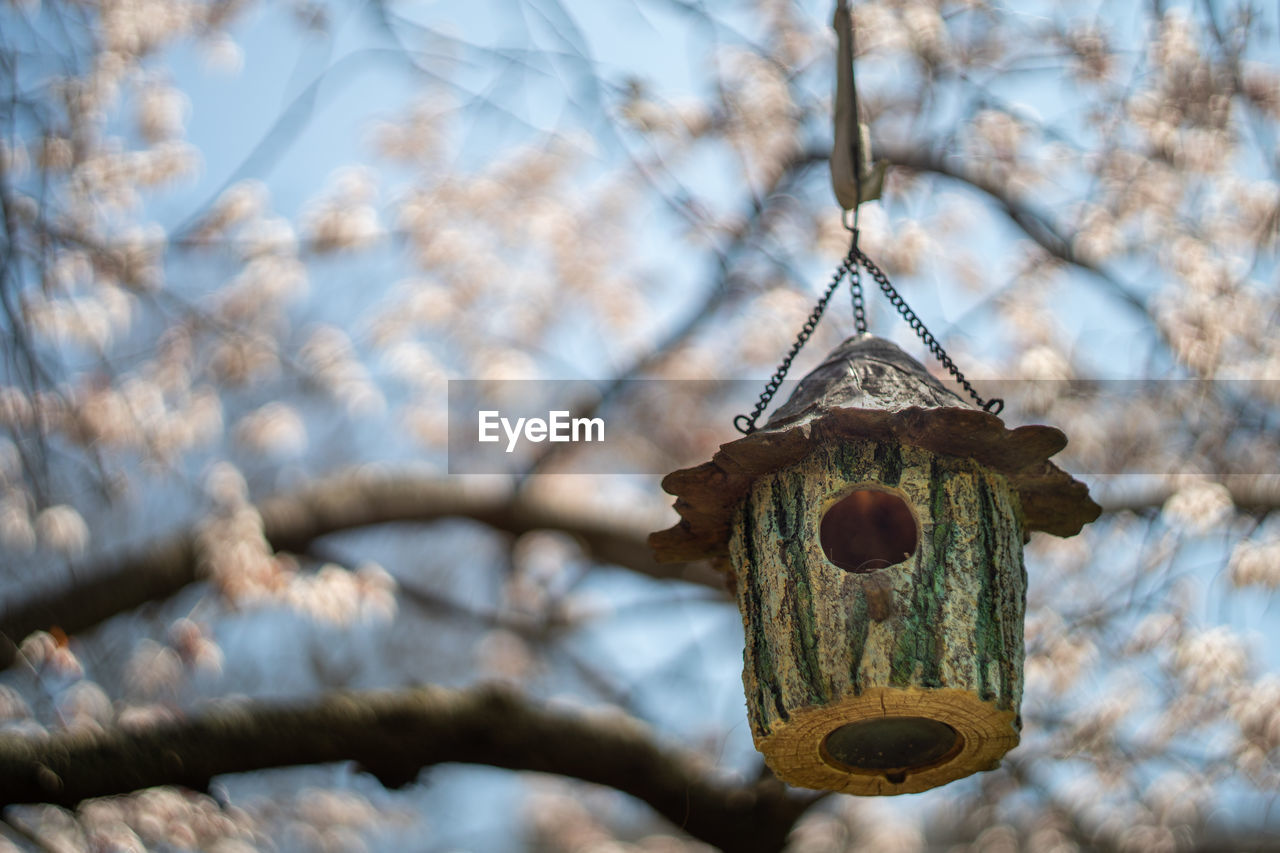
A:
[[731, 438, 1025, 795], [0, 684, 808, 853]]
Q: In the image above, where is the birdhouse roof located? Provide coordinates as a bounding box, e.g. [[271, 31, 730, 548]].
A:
[[649, 335, 1101, 563]]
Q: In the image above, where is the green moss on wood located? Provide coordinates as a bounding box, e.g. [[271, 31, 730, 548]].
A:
[[738, 506, 789, 723], [772, 475, 827, 706], [874, 441, 904, 487], [844, 580, 870, 696], [731, 439, 1027, 739], [973, 475, 1003, 703]]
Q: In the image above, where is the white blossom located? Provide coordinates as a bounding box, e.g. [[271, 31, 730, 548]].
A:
[[201, 32, 244, 75], [1173, 626, 1249, 693], [1160, 481, 1234, 534], [1228, 539, 1280, 588], [136, 84, 188, 142], [59, 681, 113, 729], [35, 504, 90, 557], [204, 461, 249, 507], [0, 494, 35, 552], [124, 639, 184, 698], [234, 402, 308, 457]]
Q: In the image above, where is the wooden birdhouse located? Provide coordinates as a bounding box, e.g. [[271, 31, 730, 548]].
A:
[[650, 335, 1100, 795]]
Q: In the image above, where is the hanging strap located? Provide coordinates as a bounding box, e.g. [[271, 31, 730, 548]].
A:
[[831, 0, 886, 210]]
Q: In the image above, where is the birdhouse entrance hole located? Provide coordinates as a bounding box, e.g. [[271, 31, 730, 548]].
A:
[[820, 717, 963, 783], [820, 489, 918, 572]]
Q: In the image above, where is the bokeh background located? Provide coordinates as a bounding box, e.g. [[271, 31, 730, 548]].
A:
[[1, 0, 1279, 850]]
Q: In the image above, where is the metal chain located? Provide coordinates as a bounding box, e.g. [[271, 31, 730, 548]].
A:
[[850, 260, 867, 335], [733, 230, 1002, 433], [733, 237, 860, 434], [853, 246, 1004, 414]]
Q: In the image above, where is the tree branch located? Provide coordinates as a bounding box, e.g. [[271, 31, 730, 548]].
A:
[[1094, 478, 1280, 517], [0, 683, 808, 853], [802, 143, 1154, 317], [6, 466, 1278, 676], [0, 472, 723, 670]]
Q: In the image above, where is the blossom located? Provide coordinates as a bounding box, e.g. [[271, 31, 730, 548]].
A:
[[201, 32, 244, 75], [301, 168, 383, 252], [234, 402, 307, 457], [1063, 25, 1113, 81], [59, 681, 114, 730], [204, 461, 249, 507], [0, 494, 35, 552], [168, 618, 224, 675], [124, 639, 184, 698], [1228, 539, 1280, 588], [136, 84, 188, 142], [35, 504, 90, 557], [1173, 626, 1249, 693], [281, 562, 397, 625], [299, 325, 384, 416], [0, 685, 32, 722], [1160, 481, 1233, 534]]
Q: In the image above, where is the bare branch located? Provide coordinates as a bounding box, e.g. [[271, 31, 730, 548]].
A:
[[0, 683, 809, 853]]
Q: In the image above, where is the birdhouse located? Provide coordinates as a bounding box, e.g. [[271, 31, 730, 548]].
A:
[[650, 335, 1100, 795]]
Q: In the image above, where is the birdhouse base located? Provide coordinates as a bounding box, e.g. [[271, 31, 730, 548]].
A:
[[756, 686, 1018, 795]]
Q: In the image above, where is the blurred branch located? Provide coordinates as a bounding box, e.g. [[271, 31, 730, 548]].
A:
[[0, 471, 723, 670], [1094, 478, 1280, 516], [0, 683, 809, 853], [804, 143, 1154, 318]]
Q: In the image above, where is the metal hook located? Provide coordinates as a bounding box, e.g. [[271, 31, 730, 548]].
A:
[[831, 0, 886, 211], [842, 207, 858, 232]]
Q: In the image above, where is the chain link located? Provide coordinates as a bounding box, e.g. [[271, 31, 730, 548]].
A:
[[733, 237, 859, 434], [852, 246, 1004, 414], [850, 261, 867, 335]]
